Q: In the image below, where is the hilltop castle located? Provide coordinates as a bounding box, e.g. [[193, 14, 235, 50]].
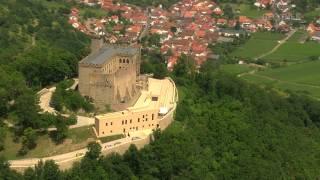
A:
[[78, 43, 177, 138], [78, 44, 141, 108]]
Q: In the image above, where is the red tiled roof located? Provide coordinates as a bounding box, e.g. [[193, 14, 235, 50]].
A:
[[239, 16, 252, 24], [217, 18, 227, 24], [195, 30, 206, 38], [184, 11, 197, 18], [127, 25, 142, 33]]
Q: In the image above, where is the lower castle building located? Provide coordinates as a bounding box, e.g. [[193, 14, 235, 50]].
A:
[[94, 78, 177, 137]]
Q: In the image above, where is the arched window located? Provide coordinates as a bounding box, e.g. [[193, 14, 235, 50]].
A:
[[126, 59, 129, 63]]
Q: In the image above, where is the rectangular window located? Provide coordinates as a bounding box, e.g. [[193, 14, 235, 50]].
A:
[[138, 118, 140, 122], [130, 119, 132, 123], [152, 114, 154, 120]]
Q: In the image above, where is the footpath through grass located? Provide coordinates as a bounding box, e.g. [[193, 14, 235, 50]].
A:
[[265, 30, 320, 62], [241, 61, 320, 99], [231, 32, 285, 59]]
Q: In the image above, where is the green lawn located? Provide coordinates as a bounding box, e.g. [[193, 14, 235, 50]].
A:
[[259, 61, 320, 86], [231, 32, 285, 59], [222, 3, 267, 18], [286, 30, 306, 43], [220, 64, 254, 75], [305, 8, 320, 22], [264, 31, 320, 62], [0, 126, 96, 160], [241, 61, 320, 99], [99, 134, 125, 144], [237, 4, 267, 18], [79, 6, 108, 19]]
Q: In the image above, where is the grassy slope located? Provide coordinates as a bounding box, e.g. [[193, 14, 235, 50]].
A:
[[241, 61, 320, 99], [237, 4, 267, 18], [0, 126, 96, 160], [220, 64, 254, 75], [231, 32, 285, 59], [265, 31, 320, 62]]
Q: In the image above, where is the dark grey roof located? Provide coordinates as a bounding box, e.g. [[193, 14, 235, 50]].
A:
[[80, 45, 139, 65]]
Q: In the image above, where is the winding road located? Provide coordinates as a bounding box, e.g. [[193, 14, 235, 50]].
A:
[[9, 130, 152, 171], [37, 79, 95, 131]]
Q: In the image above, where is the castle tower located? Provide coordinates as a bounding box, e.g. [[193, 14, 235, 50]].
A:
[[78, 44, 141, 108]]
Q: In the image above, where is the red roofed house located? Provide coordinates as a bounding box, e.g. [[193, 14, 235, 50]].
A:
[[239, 16, 253, 27], [213, 7, 223, 15], [184, 11, 197, 18], [217, 18, 227, 26], [191, 42, 207, 57], [167, 56, 179, 71], [307, 23, 320, 34]]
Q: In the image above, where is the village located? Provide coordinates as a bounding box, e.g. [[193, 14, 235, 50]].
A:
[[68, 0, 320, 70]]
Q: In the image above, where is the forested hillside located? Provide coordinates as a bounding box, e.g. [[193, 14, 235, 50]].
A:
[[0, 0, 90, 151], [2, 57, 320, 179], [0, 0, 90, 87]]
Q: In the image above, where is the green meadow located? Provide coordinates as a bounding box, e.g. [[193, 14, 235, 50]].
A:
[[231, 32, 285, 59], [220, 64, 254, 75], [265, 31, 320, 62], [241, 61, 320, 99]]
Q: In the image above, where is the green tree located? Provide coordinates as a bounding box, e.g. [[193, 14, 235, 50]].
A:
[[51, 115, 68, 144], [223, 4, 234, 19], [24, 160, 61, 180], [21, 128, 37, 149], [85, 142, 102, 160], [0, 157, 21, 179], [13, 90, 41, 131], [123, 145, 141, 174]]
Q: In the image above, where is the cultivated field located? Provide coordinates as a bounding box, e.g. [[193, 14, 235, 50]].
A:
[[231, 32, 285, 59], [221, 64, 254, 75], [264, 31, 320, 62], [241, 61, 320, 99]]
